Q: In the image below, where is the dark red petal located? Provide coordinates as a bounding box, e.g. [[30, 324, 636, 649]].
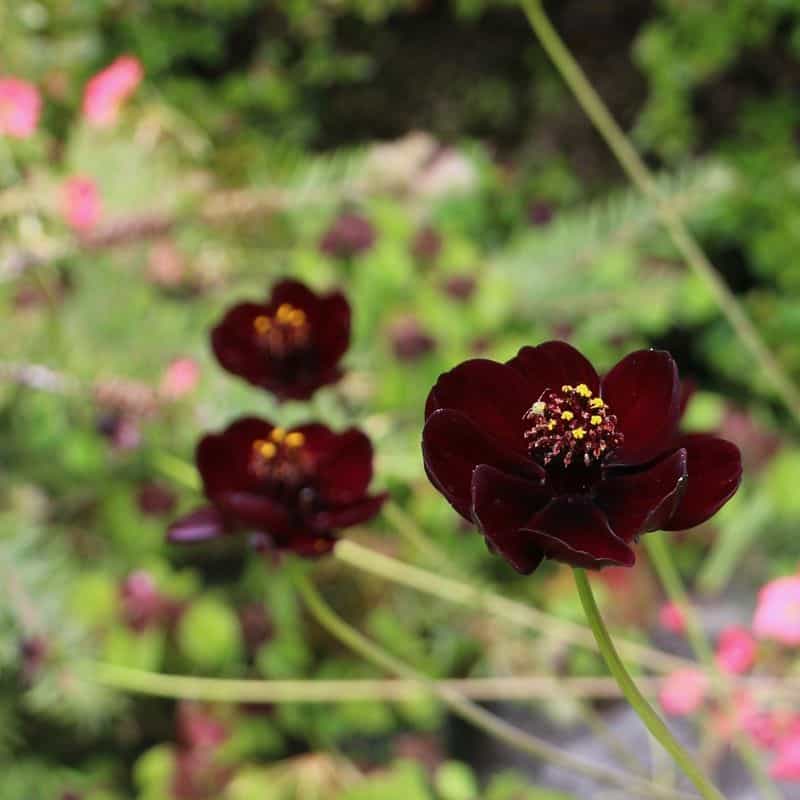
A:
[[506, 340, 600, 399], [314, 290, 351, 366], [196, 417, 275, 497], [270, 279, 321, 316], [167, 506, 227, 543], [422, 409, 545, 519], [663, 434, 742, 531], [214, 492, 292, 536], [210, 302, 273, 385], [282, 534, 337, 558], [601, 349, 680, 466], [424, 359, 534, 451], [596, 449, 688, 542], [315, 428, 375, 505], [292, 423, 338, 464], [523, 499, 635, 569], [471, 465, 551, 574], [311, 492, 388, 532]]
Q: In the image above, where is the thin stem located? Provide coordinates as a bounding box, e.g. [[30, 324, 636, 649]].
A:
[[573, 568, 725, 800], [645, 536, 781, 800], [297, 574, 694, 800], [520, 0, 800, 425], [336, 539, 692, 674]]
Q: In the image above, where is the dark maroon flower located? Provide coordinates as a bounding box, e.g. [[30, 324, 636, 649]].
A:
[[137, 481, 178, 516], [167, 417, 387, 557], [410, 224, 442, 265], [119, 570, 181, 632], [211, 279, 350, 401], [319, 212, 376, 259], [388, 315, 437, 362], [528, 199, 555, 226], [422, 341, 742, 574]]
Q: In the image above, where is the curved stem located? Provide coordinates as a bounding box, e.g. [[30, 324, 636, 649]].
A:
[[297, 574, 693, 800], [573, 568, 725, 800], [520, 0, 800, 424], [336, 539, 692, 674], [645, 536, 781, 800]]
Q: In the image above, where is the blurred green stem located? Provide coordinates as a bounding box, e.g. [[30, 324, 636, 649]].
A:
[[296, 573, 693, 800], [573, 568, 725, 800], [645, 536, 781, 800], [520, 0, 800, 424]]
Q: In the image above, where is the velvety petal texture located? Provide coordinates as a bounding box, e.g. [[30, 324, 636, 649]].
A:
[[422, 340, 742, 575], [169, 416, 385, 558], [210, 279, 350, 401]]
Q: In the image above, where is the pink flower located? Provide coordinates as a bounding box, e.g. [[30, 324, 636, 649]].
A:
[[160, 358, 200, 399], [711, 690, 759, 741], [659, 668, 708, 717], [715, 625, 757, 674], [658, 602, 686, 635], [771, 731, 800, 781], [753, 575, 800, 646], [62, 177, 102, 234], [0, 77, 41, 139], [82, 55, 143, 127]]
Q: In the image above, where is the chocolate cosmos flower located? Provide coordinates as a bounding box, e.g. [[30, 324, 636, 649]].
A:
[[211, 280, 350, 401], [319, 212, 376, 260], [422, 341, 741, 573], [168, 417, 387, 557]]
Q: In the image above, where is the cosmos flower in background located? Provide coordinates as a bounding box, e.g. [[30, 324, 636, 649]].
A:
[[658, 601, 686, 635], [319, 211, 376, 260], [82, 55, 143, 127], [168, 417, 386, 557], [753, 575, 800, 646], [715, 625, 757, 674], [160, 357, 201, 400], [61, 176, 103, 233], [0, 77, 41, 139], [422, 341, 742, 574], [211, 279, 350, 401], [659, 668, 708, 717]]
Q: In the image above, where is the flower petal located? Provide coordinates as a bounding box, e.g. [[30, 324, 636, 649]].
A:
[[425, 359, 534, 451], [595, 449, 688, 542], [270, 279, 321, 315], [506, 340, 600, 399], [422, 409, 544, 519], [315, 290, 351, 366], [210, 302, 273, 386], [663, 434, 742, 530], [471, 465, 551, 573], [601, 349, 681, 466], [311, 492, 388, 532], [313, 428, 375, 505], [196, 417, 275, 497], [215, 492, 292, 536], [523, 499, 635, 569], [167, 506, 227, 543]]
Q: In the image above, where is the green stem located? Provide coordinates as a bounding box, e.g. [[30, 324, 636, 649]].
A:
[[573, 568, 725, 800], [297, 574, 693, 800], [645, 536, 781, 800], [520, 0, 800, 425]]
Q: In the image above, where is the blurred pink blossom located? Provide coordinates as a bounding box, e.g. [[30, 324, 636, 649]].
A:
[[753, 575, 800, 646], [711, 690, 760, 741], [0, 77, 41, 139], [658, 601, 686, 635], [659, 668, 708, 717], [62, 176, 102, 233], [82, 55, 143, 127], [715, 625, 757, 674], [160, 357, 200, 399], [771, 731, 800, 781]]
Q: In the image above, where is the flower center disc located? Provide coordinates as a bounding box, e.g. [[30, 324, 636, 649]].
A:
[[250, 427, 309, 486], [252, 303, 310, 357], [523, 383, 623, 467]]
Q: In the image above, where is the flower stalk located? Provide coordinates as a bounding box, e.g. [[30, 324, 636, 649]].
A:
[[573, 567, 725, 800]]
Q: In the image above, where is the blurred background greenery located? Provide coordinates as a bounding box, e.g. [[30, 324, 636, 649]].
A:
[[3, 1, 800, 798]]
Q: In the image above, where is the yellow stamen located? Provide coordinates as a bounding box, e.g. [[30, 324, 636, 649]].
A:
[[589, 397, 605, 409], [561, 410, 574, 421], [547, 419, 557, 430], [287, 310, 307, 327], [530, 401, 546, 416], [590, 415, 603, 426], [275, 303, 294, 322], [572, 427, 586, 440], [270, 427, 286, 443], [285, 431, 305, 448], [561, 384, 573, 393], [253, 315, 271, 335], [575, 383, 592, 398], [254, 439, 277, 459]]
